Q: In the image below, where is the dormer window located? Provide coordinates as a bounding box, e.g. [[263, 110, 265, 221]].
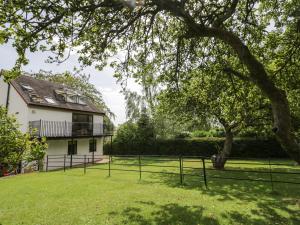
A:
[[54, 89, 86, 105]]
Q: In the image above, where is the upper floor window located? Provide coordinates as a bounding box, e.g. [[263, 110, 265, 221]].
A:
[[54, 89, 86, 105]]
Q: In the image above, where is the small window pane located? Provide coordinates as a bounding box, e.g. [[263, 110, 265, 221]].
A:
[[45, 97, 56, 104], [68, 141, 77, 155], [89, 139, 97, 152]]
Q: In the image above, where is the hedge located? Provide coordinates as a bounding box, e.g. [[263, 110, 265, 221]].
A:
[[103, 138, 289, 158]]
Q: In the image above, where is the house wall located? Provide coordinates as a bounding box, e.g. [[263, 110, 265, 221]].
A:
[[28, 106, 72, 122], [93, 115, 103, 124], [0, 77, 29, 133], [9, 87, 29, 133], [45, 137, 104, 170], [0, 76, 8, 106]]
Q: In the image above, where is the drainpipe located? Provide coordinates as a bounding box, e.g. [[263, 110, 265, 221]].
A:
[[6, 83, 11, 111]]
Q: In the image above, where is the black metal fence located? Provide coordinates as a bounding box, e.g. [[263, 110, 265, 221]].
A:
[[45, 155, 300, 190]]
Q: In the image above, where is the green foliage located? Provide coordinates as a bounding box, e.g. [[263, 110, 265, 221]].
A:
[[0, 107, 47, 172], [113, 109, 156, 154], [105, 137, 288, 158], [136, 107, 155, 143], [191, 129, 225, 138], [2, 0, 300, 161], [174, 132, 191, 139], [114, 122, 138, 147]]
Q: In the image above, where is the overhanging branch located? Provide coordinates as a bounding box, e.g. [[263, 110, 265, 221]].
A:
[[223, 67, 251, 82]]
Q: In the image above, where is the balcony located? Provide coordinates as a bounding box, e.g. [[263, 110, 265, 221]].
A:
[[29, 120, 113, 138]]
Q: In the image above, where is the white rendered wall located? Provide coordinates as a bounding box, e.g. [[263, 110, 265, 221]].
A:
[[45, 137, 104, 170], [0, 78, 29, 133], [93, 115, 103, 124], [28, 106, 72, 122], [0, 76, 8, 106]]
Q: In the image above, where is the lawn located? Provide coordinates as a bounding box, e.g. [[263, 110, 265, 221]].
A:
[[0, 157, 299, 225]]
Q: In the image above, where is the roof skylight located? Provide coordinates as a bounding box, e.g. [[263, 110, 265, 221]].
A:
[[21, 83, 33, 91], [44, 97, 56, 104]]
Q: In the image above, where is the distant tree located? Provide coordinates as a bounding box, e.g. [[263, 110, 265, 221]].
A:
[[158, 68, 271, 169], [136, 107, 155, 144], [113, 107, 155, 154], [114, 121, 138, 147], [0, 107, 47, 174]]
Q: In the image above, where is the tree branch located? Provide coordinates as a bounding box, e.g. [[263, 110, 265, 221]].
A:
[[213, 0, 239, 27], [223, 67, 251, 82]]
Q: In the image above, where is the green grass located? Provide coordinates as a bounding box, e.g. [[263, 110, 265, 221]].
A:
[[0, 157, 299, 225]]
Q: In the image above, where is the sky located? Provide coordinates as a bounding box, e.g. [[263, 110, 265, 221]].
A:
[[0, 43, 142, 125]]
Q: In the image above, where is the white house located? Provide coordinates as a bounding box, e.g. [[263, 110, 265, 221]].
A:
[[0, 74, 113, 170]]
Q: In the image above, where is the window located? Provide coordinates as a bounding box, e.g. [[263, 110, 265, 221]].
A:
[[20, 83, 33, 91], [72, 113, 93, 136], [89, 139, 97, 152], [78, 96, 86, 105], [44, 97, 56, 104], [68, 141, 77, 155]]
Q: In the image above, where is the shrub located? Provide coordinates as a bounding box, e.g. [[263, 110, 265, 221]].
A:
[[191, 130, 208, 137], [191, 129, 225, 138], [104, 137, 288, 158], [174, 132, 191, 139]]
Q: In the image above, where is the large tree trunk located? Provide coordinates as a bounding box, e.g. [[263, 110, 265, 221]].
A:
[[212, 128, 233, 170], [187, 25, 300, 164]]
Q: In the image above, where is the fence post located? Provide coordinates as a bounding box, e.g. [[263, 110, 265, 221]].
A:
[[84, 155, 86, 174], [202, 158, 208, 189], [46, 155, 49, 172], [70, 154, 73, 168], [268, 158, 274, 192], [182, 157, 184, 182], [139, 155, 142, 180], [92, 151, 95, 164], [179, 155, 183, 184], [63, 154, 66, 172], [108, 155, 111, 177]]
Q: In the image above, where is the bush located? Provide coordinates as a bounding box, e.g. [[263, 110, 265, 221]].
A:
[[191, 130, 208, 137], [174, 132, 191, 139], [191, 129, 225, 138], [104, 137, 288, 158]]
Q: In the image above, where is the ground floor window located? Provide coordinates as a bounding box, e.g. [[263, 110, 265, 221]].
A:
[[68, 140, 77, 155], [89, 139, 97, 152]]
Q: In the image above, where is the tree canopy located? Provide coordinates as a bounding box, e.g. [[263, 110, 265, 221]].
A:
[[1, 0, 300, 162]]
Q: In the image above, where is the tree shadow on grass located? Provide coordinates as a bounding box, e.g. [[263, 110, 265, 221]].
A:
[[221, 199, 300, 225], [108, 194, 299, 225], [138, 172, 300, 225], [109, 201, 219, 225]]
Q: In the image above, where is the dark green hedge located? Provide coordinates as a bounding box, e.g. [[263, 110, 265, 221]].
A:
[[104, 138, 289, 158]]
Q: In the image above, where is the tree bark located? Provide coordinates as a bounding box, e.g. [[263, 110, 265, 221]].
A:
[[212, 128, 233, 170]]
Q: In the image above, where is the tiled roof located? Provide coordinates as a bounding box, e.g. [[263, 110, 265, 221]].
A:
[[11, 75, 105, 115]]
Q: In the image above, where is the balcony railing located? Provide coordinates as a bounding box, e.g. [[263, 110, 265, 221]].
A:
[[29, 120, 113, 138]]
